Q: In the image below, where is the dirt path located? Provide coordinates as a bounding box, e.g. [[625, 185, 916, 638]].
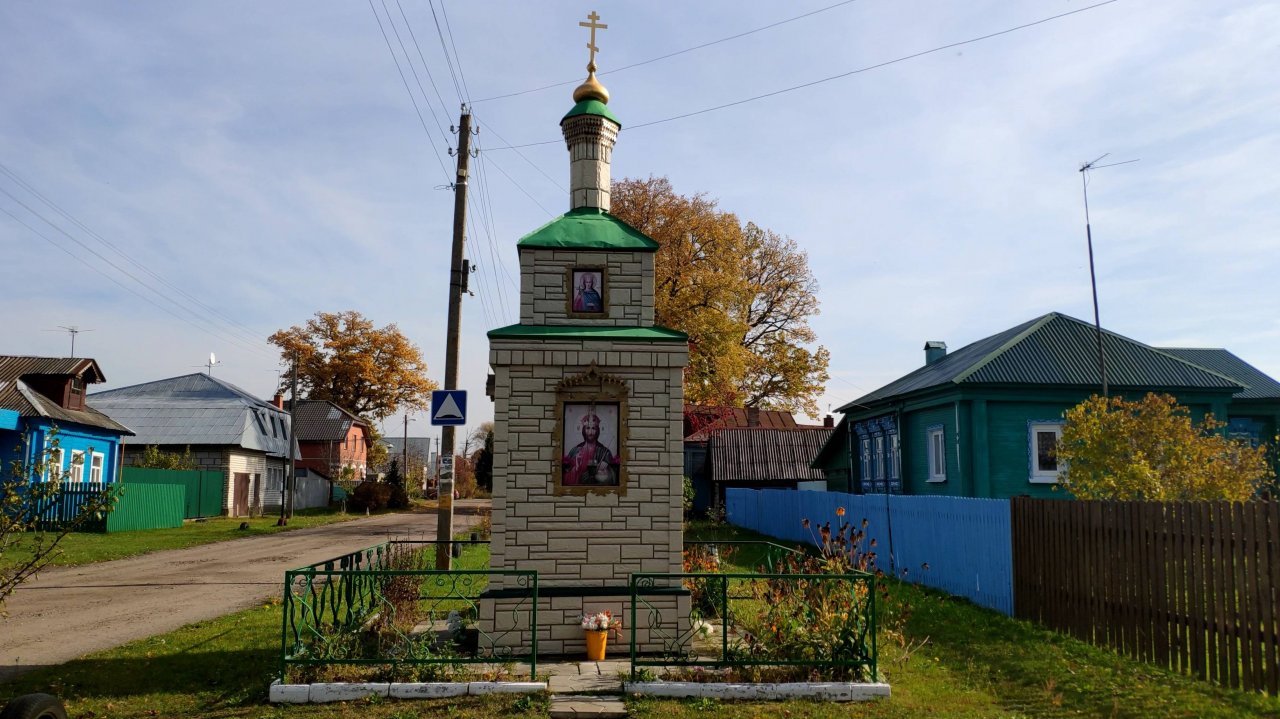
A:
[[0, 503, 486, 681]]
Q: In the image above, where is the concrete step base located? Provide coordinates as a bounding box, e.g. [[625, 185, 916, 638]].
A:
[[549, 695, 628, 718]]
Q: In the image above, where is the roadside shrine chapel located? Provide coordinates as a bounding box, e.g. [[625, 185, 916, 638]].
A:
[[479, 12, 691, 654]]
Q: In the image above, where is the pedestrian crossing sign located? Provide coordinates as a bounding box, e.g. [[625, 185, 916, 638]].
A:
[[430, 390, 467, 426]]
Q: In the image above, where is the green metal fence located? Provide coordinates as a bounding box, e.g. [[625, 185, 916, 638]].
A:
[[122, 467, 223, 518], [630, 546, 877, 682], [106, 483, 184, 532], [280, 540, 538, 682]]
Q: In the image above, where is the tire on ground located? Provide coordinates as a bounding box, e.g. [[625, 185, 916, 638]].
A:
[[0, 693, 68, 719]]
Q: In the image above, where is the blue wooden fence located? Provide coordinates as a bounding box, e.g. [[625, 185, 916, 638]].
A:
[[726, 488, 1014, 615]]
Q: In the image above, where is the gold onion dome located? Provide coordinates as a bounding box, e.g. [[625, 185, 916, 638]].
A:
[[573, 62, 610, 104]]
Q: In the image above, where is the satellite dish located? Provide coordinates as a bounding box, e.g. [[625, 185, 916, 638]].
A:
[[210, 352, 217, 365]]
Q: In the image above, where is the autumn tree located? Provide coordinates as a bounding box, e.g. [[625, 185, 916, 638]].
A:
[[1056, 393, 1272, 501], [269, 311, 437, 421], [611, 176, 829, 415]]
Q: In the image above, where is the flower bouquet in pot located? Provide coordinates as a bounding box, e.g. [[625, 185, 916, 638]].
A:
[[581, 610, 622, 661]]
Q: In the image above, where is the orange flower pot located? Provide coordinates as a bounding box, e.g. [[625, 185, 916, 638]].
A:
[[584, 629, 608, 661]]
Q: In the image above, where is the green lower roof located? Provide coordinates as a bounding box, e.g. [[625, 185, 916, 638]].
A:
[[516, 207, 659, 251], [488, 324, 687, 342]]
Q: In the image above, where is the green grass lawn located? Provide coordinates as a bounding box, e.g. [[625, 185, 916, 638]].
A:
[[3, 522, 1279, 718], [1, 508, 380, 569]]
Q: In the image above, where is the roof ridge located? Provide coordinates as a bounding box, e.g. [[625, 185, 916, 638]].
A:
[[1143, 346, 1246, 388], [951, 312, 1059, 384]]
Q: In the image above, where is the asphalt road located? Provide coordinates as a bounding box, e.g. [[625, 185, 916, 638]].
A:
[[0, 502, 487, 681]]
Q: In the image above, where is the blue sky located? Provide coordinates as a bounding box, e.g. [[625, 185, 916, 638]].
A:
[[3, 1, 1277, 442]]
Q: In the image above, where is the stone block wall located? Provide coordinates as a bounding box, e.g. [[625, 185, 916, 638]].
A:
[[519, 250, 655, 326], [481, 336, 688, 654]]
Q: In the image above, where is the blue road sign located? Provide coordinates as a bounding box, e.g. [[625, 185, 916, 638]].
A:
[[430, 390, 467, 426]]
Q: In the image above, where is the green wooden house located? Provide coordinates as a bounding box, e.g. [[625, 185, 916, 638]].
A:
[[812, 312, 1280, 498]]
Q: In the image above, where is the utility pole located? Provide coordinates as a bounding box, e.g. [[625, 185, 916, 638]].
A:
[[402, 414, 412, 481], [1078, 154, 1139, 398], [436, 107, 472, 569], [287, 353, 299, 519]]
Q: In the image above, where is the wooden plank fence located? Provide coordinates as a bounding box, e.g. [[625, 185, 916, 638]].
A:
[[1012, 497, 1280, 694]]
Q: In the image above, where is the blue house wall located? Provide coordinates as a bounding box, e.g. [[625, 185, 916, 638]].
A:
[[0, 418, 124, 484]]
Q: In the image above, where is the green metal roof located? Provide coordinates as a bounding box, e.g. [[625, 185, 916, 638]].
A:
[[516, 207, 659, 251], [487, 324, 687, 342], [837, 312, 1244, 412], [562, 99, 621, 127], [1159, 348, 1280, 400]]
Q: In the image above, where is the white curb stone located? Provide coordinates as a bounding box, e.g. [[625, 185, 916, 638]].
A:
[[468, 681, 548, 695], [308, 682, 390, 703], [623, 681, 891, 701], [389, 682, 469, 699], [268, 680, 310, 704]]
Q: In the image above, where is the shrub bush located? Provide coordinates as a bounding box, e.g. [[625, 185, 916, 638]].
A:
[[348, 481, 393, 512]]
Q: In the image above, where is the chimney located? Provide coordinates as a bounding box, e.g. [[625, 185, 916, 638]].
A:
[[560, 42, 619, 211], [746, 407, 761, 427], [924, 341, 948, 365], [272, 392, 285, 410], [824, 415, 834, 428]]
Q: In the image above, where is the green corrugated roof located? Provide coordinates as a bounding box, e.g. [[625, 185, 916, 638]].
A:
[[562, 99, 621, 127], [1159, 348, 1280, 400], [837, 312, 1244, 411], [516, 207, 659, 251], [487, 324, 687, 342]]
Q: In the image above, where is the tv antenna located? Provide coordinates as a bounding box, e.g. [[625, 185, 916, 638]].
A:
[[1078, 153, 1139, 397], [202, 352, 222, 376], [44, 326, 95, 357]]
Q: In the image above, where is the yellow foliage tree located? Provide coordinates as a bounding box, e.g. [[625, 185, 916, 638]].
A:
[[268, 311, 438, 421], [611, 176, 830, 415], [1057, 393, 1272, 501]]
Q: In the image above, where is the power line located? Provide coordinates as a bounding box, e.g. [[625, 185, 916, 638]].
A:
[[0, 163, 267, 348], [473, 0, 864, 103], [367, 0, 452, 180], [437, 0, 472, 102], [0, 186, 272, 355], [1, 206, 272, 356], [429, 0, 468, 104], [485, 1, 1123, 150]]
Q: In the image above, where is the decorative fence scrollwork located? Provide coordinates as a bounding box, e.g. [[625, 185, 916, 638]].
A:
[[280, 540, 537, 682]]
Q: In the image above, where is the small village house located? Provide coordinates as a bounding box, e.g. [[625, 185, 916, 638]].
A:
[[0, 356, 133, 485], [288, 398, 372, 486], [91, 373, 293, 516], [812, 312, 1280, 498]]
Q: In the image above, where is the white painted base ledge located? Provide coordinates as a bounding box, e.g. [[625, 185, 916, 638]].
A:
[[623, 681, 891, 701], [269, 680, 547, 704]]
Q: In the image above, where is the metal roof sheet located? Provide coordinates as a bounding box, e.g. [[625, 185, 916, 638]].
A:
[[708, 428, 833, 483], [0, 356, 105, 383], [0, 379, 132, 434], [292, 399, 369, 441], [1159, 348, 1280, 400], [839, 313, 1243, 411], [91, 373, 291, 455]]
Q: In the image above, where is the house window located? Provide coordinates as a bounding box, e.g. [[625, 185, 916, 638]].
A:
[[927, 425, 947, 482], [46, 447, 65, 481], [1029, 422, 1064, 483], [859, 437, 871, 485], [69, 450, 85, 482], [872, 435, 885, 487], [90, 452, 105, 483]]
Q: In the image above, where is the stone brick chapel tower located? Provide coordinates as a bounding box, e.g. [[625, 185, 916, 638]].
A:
[[479, 13, 690, 655]]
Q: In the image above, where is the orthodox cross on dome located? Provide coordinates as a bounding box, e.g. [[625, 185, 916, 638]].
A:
[[579, 11, 607, 69]]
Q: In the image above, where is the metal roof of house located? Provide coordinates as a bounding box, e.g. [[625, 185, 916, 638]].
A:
[[0, 379, 133, 434], [0, 356, 106, 383], [838, 312, 1243, 411], [90, 373, 292, 456], [708, 428, 833, 483], [292, 399, 369, 442], [683, 404, 806, 441], [1159, 348, 1280, 400]]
